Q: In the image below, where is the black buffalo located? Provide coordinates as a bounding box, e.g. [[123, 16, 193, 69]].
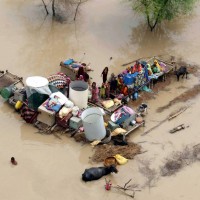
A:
[[174, 66, 188, 81], [82, 165, 118, 182]]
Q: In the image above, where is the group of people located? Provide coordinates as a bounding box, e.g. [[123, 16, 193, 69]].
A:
[[126, 59, 163, 75], [147, 60, 163, 75], [90, 66, 130, 103], [90, 67, 110, 103], [77, 59, 163, 104]]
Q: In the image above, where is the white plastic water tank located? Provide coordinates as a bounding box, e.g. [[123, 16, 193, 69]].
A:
[[69, 81, 88, 109], [25, 76, 52, 97], [81, 107, 106, 141]]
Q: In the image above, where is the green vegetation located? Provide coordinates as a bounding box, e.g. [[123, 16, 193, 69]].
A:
[[132, 0, 197, 31]]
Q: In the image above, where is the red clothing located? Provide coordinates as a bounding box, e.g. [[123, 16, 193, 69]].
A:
[[131, 63, 142, 73]]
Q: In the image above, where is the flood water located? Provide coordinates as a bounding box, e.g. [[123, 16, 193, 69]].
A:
[[1, 0, 200, 199]]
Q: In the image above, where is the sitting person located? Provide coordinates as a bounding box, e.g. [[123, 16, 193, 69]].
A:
[[147, 64, 153, 75], [151, 60, 162, 73], [91, 82, 99, 103], [131, 60, 142, 73], [121, 84, 129, 96], [126, 66, 131, 74], [76, 66, 90, 83], [77, 75, 84, 81], [117, 74, 123, 90], [76, 66, 85, 79], [108, 73, 115, 82]]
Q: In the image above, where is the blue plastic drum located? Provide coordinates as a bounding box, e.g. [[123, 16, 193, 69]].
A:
[[123, 74, 134, 85]]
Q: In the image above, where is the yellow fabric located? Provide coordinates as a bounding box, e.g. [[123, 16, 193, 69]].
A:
[[59, 107, 72, 118], [111, 128, 127, 136], [102, 100, 114, 109], [15, 101, 23, 110], [90, 140, 101, 146], [154, 60, 162, 71], [114, 98, 121, 106], [114, 154, 128, 165]]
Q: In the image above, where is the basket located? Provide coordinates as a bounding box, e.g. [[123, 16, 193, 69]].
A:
[[104, 157, 118, 167]]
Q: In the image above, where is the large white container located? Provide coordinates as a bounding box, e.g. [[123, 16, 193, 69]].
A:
[[81, 107, 106, 141], [69, 81, 88, 109], [25, 76, 51, 97]]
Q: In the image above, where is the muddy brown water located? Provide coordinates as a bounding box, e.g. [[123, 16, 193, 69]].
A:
[[1, 0, 200, 199]]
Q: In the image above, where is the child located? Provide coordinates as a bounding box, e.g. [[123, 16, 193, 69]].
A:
[[100, 83, 106, 99], [91, 82, 99, 103], [105, 82, 110, 98]]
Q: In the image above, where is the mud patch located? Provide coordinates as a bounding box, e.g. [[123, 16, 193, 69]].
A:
[[91, 142, 141, 163], [157, 84, 200, 112], [160, 145, 200, 176], [74, 132, 87, 143]]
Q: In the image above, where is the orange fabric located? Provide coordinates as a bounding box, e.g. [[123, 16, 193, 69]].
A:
[[121, 86, 128, 96]]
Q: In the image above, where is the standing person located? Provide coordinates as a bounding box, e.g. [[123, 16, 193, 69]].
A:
[[100, 83, 106, 99], [105, 82, 110, 98], [101, 67, 109, 83], [91, 82, 99, 103], [84, 71, 90, 83], [110, 76, 118, 94]]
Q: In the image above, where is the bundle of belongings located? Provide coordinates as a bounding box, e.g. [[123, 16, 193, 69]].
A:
[[101, 98, 122, 109], [35, 91, 74, 127], [21, 102, 39, 124], [60, 58, 91, 72], [111, 106, 135, 125], [47, 72, 71, 97], [44, 92, 69, 112], [47, 72, 70, 90], [101, 99, 114, 109], [18, 73, 82, 127]]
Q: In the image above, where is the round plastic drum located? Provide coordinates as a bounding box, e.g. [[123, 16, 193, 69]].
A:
[[26, 76, 49, 88], [69, 81, 88, 109], [81, 107, 106, 141]]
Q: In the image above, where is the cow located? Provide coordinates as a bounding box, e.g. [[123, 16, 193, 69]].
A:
[[82, 165, 118, 182], [174, 66, 188, 81]]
